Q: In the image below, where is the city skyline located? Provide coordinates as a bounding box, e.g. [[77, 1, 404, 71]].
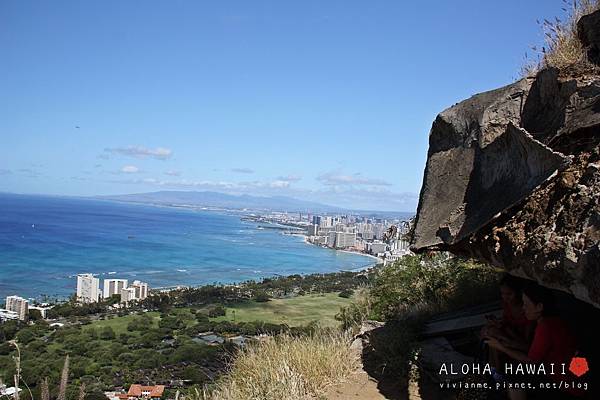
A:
[[0, 1, 569, 211]]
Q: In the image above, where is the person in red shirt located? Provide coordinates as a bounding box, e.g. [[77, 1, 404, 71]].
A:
[[482, 275, 534, 368], [485, 283, 584, 399], [482, 275, 535, 350]]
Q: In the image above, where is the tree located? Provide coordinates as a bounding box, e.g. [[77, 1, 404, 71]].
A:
[[182, 365, 207, 384], [253, 291, 271, 302], [16, 328, 36, 345], [99, 326, 116, 340], [159, 316, 184, 331], [208, 305, 226, 318], [28, 309, 43, 321], [85, 392, 110, 400]]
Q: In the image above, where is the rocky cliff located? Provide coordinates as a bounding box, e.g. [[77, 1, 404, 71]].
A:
[[411, 10, 600, 307]]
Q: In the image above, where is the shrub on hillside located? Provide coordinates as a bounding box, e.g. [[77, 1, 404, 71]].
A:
[[208, 304, 227, 318], [337, 255, 499, 326], [252, 291, 271, 302], [335, 288, 373, 331], [368, 255, 498, 321], [99, 326, 116, 340]]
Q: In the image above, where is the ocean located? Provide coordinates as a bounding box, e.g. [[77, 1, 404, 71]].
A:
[[0, 193, 374, 300]]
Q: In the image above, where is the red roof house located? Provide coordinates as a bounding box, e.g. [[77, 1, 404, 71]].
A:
[[122, 385, 165, 399]]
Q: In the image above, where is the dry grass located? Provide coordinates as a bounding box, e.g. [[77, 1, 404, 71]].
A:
[[208, 330, 359, 400], [523, 0, 600, 76]]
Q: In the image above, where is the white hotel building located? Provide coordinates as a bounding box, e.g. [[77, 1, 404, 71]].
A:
[[103, 279, 128, 299], [76, 273, 101, 303], [76, 274, 149, 304], [5, 295, 28, 321], [119, 280, 149, 303]]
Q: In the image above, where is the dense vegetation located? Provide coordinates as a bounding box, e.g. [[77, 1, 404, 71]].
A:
[[1, 256, 501, 399], [0, 270, 371, 398], [336, 254, 499, 382]]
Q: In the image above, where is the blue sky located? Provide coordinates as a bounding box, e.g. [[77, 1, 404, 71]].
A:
[[0, 1, 567, 211]]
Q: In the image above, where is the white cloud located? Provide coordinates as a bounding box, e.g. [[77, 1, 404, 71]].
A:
[[104, 145, 173, 160], [269, 180, 290, 188], [120, 165, 140, 174], [240, 180, 290, 189], [0, 169, 11, 175], [307, 188, 418, 211], [276, 175, 302, 182], [16, 168, 41, 178], [231, 168, 254, 174], [164, 170, 181, 176], [113, 178, 237, 190], [317, 171, 391, 186]]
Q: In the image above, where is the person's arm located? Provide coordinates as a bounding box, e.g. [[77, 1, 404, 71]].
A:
[[498, 335, 530, 352], [485, 337, 533, 362], [487, 322, 548, 364]]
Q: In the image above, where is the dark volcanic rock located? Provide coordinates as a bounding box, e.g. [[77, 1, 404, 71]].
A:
[[578, 9, 600, 66], [412, 78, 532, 249], [412, 43, 600, 305], [412, 74, 573, 250]]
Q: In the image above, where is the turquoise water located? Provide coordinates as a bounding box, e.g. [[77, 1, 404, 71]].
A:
[[0, 193, 373, 300]]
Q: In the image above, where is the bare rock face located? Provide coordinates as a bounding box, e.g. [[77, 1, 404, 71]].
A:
[[412, 23, 600, 306], [578, 9, 600, 66]]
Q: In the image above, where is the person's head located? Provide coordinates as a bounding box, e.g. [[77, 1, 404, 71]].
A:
[[499, 275, 522, 305], [522, 283, 557, 320]]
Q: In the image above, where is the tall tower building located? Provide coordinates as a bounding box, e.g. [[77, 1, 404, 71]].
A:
[[131, 280, 149, 300], [103, 279, 128, 299], [76, 273, 101, 303], [5, 295, 28, 321]]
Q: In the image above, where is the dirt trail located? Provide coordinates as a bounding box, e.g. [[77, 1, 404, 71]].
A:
[[323, 334, 446, 400]]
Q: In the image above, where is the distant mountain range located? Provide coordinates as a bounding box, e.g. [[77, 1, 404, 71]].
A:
[[98, 191, 345, 213], [97, 191, 414, 219]]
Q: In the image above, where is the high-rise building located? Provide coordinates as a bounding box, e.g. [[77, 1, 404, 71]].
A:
[[120, 287, 137, 303], [334, 232, 356, 249], [367, 241, 387, 255], [120, 280, 149, 303], [326, 231, 337, 247], [5, 295, 28, 321], [325, 231, 356, 249], [307, 224, 319, 236], [131, 280, 149, 300], [322, 216, 333, 227], [103, 279, 128, 299], [77, 273, 101, 303]]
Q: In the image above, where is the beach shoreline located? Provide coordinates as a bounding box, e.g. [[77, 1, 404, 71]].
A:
[[289, 232, 383, 271]]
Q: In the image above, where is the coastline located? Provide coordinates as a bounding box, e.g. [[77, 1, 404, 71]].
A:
[[0, 195, 381, 300], [291, 232, 383, 271]]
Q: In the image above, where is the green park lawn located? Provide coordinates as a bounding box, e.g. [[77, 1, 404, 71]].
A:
[[85, 292, 351, 333], [86, 311, 161, 335], [210, 293, 352, 327]]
